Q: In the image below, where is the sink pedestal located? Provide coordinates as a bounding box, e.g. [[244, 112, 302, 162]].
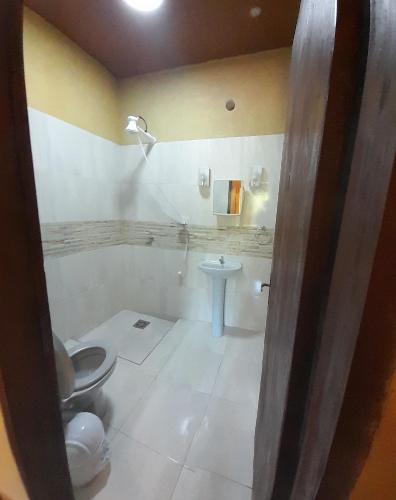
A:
[[198, 258, 241, 338], [211, 278, 226, 338]]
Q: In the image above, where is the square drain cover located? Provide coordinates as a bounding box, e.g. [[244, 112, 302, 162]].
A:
[[133, 319, 151, 330]]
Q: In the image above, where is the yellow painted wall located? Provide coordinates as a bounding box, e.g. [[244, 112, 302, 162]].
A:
[[350, 371, 396, 500], [119, 48, 291, 144], [23, 8, 120, 144], [23, 8, 290, 145], [0, 408, 28, 500]]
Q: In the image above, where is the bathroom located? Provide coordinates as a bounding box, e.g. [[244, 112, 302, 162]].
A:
[[23, 2, 293, 499]]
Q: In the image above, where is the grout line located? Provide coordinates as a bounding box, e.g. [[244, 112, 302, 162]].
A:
[[148, 319, 192, 381], [116, 321, 172, 366], [168, 465, 184, 500], [94, 315, 258, 494], [116, 318, 188, 433], [164, 368, 212, 500], [206, 393, 260, 414], [183, 463, 254, 490], [116, 373, 158, 431], [115, 430, 184, 466], [208, 334, 228, 401], [176, 333, 228, 478]]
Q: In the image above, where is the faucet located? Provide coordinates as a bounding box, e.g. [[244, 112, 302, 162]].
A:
[[219, 255, 225, 265]]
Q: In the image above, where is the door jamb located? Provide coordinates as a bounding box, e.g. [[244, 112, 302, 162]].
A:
[[0, 2, 74, 499]]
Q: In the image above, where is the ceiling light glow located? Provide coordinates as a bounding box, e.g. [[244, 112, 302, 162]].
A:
[[124, 0, 164, 12]]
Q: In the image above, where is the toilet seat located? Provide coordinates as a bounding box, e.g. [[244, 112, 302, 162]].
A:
[[53, 333, 117, 416], [67, 340, 116, 392]]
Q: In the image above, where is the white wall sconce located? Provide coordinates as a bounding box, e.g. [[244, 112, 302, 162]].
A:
[[198, 167, 211, 188], [249, 166, 268, 190]]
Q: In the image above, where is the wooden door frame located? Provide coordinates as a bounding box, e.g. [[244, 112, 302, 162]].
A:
[[0, 2, 74, 499], [1, 1, 394, 499], [253, 0, 369, 498], [254, 0, 396, 499], [291, 0, 396, 497]]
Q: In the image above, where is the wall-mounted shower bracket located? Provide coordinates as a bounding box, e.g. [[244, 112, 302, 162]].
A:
[[125, 115, 156, 144]]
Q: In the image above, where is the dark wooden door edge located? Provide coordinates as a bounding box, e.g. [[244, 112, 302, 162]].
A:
[[0, 2, 74, 499], [317, 153, 396, 500], [253, 0, 368, 498], [291, 0, 396, 498], [271, 0, 369, 497]]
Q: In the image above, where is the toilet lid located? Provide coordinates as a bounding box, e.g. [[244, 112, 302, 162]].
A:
[[53, 333, 75, 401]]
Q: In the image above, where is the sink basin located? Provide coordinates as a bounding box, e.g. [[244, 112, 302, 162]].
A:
[[199, 260, 242, 279], [199, 258, 241, 337]]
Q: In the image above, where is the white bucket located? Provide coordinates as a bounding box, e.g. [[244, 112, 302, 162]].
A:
[[65, 412, 110, 488]]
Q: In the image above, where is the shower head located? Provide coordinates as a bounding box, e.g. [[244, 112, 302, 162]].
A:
[[125, 115, 140, 134], [125, 115, 156, 144]]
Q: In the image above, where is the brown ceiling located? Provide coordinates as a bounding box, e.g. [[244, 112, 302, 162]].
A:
[[25, 0, 300, 78]]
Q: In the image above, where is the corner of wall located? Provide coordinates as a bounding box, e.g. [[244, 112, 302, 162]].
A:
[[23, 7, 121, 144]]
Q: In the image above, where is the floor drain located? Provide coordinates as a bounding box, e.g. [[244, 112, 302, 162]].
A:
[[133, 319, 151, 330]]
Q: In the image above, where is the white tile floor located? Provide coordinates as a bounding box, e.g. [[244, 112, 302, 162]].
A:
[[80, 310, 175, 364], [74, 316, 264, 500]]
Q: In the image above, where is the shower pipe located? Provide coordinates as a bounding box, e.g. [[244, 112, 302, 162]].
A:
[[137, 135, 190, 279]]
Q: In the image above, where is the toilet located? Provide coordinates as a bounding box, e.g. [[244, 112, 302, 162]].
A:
[[53, 334, 117, 419]]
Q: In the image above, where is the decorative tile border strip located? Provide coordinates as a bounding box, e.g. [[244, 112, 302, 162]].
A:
[[41, 220, 274, 259], [41, 221, 124, 257], [122, 221, 274, 258]]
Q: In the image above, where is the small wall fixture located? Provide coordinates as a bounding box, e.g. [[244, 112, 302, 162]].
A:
[[226, 99, 236, 111], [249, 166, 267, 190], [125, 115, 156, 144], [198, 167, 211, 188]]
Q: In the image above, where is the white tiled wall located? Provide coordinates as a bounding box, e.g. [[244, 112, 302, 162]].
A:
[[29, 109, 280, 339], [121, 246, 271, 332], [119, 134, 283, 228], [28, 108, 122, 223], [29, 108, 283, 228], [44, 246, 128, 342]]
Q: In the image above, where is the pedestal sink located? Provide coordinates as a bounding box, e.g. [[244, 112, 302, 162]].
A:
[[199, 257, 242, 337]]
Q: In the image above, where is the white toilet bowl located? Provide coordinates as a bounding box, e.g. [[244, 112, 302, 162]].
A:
[[65, 340, 117, 414], [53, 334, 117, 419]]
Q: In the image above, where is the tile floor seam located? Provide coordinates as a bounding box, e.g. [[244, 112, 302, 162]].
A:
[[73, 316, 260, 498], [119, 381, 212, 464], [115, 427, 187, 497], [208, 337, 228, 401], [116, 373, 158, 430], [182, 464, 254, 491], [206, 393, 259, 413], [117, 320, 190, 435], [149, 333, 184, 380], [124, 430, 181, 466], [109, 318, 187, 431], [178, 391, 212, 463], [106, 364, 157, 432], [173, 328, 229, 472], [174, 331, 227, 470], [115, 430, 184, 466], [115, 320, 221, 471], [183, 462, 254, 490], [144, 319, 192, 380], [143, 321, 186, 381], [168, 461, 185, 500], [168, 394, 212, 500], [184, 394, 256, 488]]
